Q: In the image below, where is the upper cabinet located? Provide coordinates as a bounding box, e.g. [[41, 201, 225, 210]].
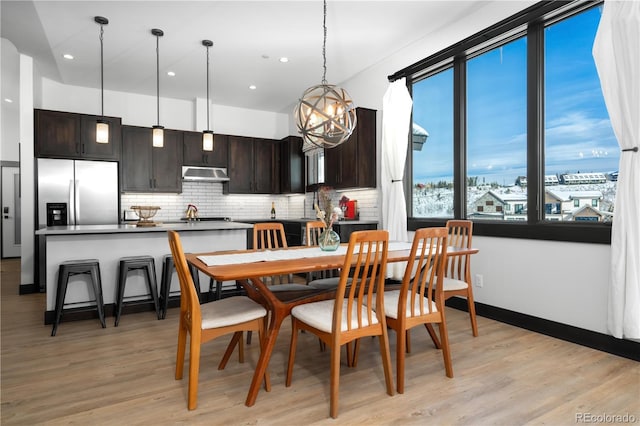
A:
[[324, 107, 376, 189], [35, 109, 121, 161], [279, 135, 304, 194], [183, 131, 229, 167], [225, 136, 279, 194], [121, 125, 183, 193]]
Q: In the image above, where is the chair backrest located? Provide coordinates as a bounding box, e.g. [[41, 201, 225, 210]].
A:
[[253, 222, 288, 250], [305, 220, 327, 247], [445, 220, 472, 281], [167, 230, 202, 328], [333, 230, 389, 333], [398, 227, 448, 318]]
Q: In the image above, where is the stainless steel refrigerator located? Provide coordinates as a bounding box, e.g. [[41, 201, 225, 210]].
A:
[[37, 159, 119, 227]]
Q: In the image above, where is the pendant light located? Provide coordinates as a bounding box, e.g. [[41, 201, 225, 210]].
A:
[[95, 16, 109, 144], [294, 0, 357, 149], [202, 40, 214, 152], [151, 28, 164, 148]]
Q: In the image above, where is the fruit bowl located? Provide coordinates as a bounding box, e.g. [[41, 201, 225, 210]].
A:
[[130, 206, 161, 227]]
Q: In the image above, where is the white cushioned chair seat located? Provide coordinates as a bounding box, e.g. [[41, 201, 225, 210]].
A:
[[308, 277, 352, 290], [200, 296, 267, 329], [292, 299, 378, 333], [441, 277, 469, 291], [371, 290, 438, 320]]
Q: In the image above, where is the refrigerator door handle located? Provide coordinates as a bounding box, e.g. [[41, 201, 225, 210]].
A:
[[68, 179, 75, 225], [75, 180, 80, 224]]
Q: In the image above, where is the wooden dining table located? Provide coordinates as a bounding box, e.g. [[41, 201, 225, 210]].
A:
[[186, 242, 478, 408]]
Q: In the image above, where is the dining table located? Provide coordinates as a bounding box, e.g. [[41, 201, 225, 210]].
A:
[[186, 241, 479, 407]]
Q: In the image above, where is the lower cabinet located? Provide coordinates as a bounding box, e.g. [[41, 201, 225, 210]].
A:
[[332, 222, 378, 243]]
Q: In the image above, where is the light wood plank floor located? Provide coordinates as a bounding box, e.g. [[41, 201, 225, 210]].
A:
[[1, 259, 638, 425]]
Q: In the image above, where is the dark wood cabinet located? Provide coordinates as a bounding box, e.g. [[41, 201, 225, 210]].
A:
[[35, 109, 121, 160], [183, 131, 228, 167], [225, 136, 279, 194], [279, 136, 304, 194], [121, 125, 182, 193], [324, 107, 376, 189], [332, 221, 378, 242]]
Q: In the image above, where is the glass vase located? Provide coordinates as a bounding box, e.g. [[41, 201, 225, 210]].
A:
[[318, 228, 341, 251]]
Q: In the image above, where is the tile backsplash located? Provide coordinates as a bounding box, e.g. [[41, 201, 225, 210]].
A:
[[121, 182, 379, 223]]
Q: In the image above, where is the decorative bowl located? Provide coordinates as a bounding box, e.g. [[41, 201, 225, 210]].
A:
[[130, 206, 161, 226]]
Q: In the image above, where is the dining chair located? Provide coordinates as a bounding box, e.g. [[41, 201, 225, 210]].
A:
[[285, 230, 394, 418], [305, 220, 342, 289], [376, 227, 453, 394], [167, 230, 270, 410], [253, 222, 293, 285], [444, 220, 478, 337]]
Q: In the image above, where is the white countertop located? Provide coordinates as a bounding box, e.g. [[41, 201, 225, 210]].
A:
[[35, 221, 254, 236]]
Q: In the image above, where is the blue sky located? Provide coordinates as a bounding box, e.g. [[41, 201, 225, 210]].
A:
[[412, 5, 618, 185]]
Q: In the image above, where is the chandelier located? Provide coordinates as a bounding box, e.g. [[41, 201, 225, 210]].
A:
[[294, 0, 356, 149]]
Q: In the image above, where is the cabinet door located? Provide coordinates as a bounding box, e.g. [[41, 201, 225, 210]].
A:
[[183, 131, 229, 167], [280, 136, 304, 194], [355, 108, 376, 188], [121, 126, 153, 191], [35, 110, 81, 158], [226, 136, 254, 193], [79, 115, 121, 161], [254, 139, 276, 194], [152, 129, 183, 192]]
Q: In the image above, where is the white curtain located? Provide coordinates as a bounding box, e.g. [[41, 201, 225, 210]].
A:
[[381, 78, 413, 278], [593, 0, 640, 339]]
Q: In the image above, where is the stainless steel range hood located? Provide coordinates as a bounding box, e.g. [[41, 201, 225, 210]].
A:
[[181, 166, 230, 182]]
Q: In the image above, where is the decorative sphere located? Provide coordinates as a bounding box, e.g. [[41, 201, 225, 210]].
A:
[[294, 83, 357, 149]]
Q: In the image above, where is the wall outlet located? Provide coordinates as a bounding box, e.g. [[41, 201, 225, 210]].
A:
[[475, 274, 484, 288]]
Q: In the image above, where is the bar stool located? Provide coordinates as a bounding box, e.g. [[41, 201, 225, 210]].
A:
[[51, 259, 106, 336], [160, 253, 204, 318], [114, 256, 161, 326]]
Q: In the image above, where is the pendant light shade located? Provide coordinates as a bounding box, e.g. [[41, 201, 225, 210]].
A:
[[151, 28, 164, 148], [294, 0, 356, 149], [202, 39, 214, 152], [95, 16, 109, 144]]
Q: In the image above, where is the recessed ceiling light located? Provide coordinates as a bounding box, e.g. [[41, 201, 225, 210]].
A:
[[63, 54, 74, 60], [4, 98, 13, 103], [167, 71, 176, 77], [249, 85, 257, 90], [279, 57, 289, 63]]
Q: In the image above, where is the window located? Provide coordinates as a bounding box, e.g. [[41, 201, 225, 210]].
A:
[[412, 68, 454, 218], [544, 6, 618, 222], [401, 1, 612, 243]]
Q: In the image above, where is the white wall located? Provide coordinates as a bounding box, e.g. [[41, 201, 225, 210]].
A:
[[1, 39, 20, 162]]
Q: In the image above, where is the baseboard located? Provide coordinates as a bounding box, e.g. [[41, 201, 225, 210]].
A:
[[446, 297, 640, 362]]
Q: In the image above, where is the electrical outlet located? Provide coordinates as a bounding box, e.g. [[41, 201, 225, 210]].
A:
[[475, 274, 484, 288]]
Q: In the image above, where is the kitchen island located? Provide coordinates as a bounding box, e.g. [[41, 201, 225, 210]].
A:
[[35, 221, 253, 324]]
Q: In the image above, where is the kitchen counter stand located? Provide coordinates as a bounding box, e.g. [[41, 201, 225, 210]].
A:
[[36, 221, 253, 324]]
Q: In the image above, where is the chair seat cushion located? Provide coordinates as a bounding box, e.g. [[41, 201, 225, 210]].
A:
[[308, 277, 352, 290], [441, 277, 469, 291], [372, 290, 438, 319], [292, 299, 378, 333], [201, 296, 267, 329]]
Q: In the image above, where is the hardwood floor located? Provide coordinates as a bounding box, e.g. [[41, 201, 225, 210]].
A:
[[1, 258, 638, 425]]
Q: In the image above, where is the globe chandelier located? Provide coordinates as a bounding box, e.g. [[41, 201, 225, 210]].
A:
[[294, 0, 357, 149]]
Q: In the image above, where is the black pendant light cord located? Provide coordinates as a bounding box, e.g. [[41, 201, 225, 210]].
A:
[[100, 24, 104, 117], [206, 43, 210, 130], [156, 33, 160, 127]]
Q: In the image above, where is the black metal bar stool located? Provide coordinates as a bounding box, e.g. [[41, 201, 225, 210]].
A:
[[51, 259, 106, 336], [160, 253, 203, 318], [114, 256, 161, 326]]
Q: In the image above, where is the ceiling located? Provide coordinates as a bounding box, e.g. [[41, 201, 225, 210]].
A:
[[2, 1, 488, 114]]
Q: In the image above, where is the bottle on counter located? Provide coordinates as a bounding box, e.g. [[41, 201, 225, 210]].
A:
[[271, 202, 276, 219]]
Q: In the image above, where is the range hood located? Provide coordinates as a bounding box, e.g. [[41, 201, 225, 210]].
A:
[[182, 166, 230, 182]]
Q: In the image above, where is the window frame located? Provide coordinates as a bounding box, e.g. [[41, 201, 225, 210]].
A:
[[394, 0, 611, 244]]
